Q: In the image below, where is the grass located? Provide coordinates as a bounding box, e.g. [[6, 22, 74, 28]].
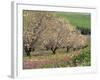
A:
[[71, 47, 91, 66], [23, 47, 91, 69], [56, 12, 91, 29], [23, 52, 72, 69]]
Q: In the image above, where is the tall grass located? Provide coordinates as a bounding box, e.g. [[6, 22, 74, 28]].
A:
[[23, 47, 91, 69]]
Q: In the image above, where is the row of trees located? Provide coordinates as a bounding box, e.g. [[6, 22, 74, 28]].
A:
[[76, 26, 91, 35], [23, 10, 89, 56]]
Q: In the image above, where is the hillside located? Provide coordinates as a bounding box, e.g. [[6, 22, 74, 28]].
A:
[[56, 12, 91, 29]]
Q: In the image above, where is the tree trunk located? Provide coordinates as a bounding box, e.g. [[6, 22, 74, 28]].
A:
[[51, 47, 57, 54], [52, 50, 56, 54], [26, 52, 31, 56], [24, 46, 32, 57], [66, 46, 70, 52]]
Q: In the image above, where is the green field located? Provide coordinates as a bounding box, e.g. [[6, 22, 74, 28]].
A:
[[56, 12, 91, 29]]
